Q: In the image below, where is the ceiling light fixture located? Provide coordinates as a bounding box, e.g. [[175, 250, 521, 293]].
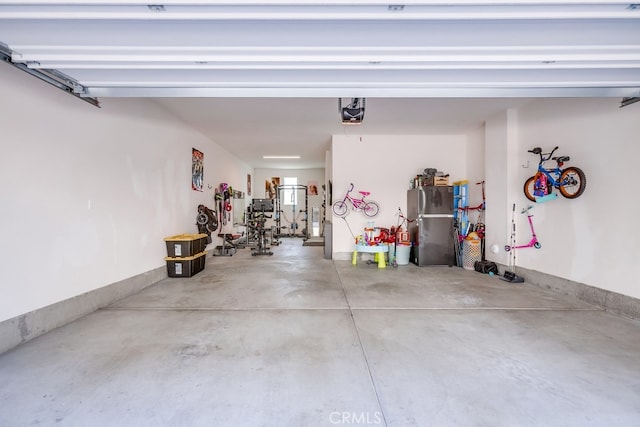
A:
[[262, 155, 300, 159]]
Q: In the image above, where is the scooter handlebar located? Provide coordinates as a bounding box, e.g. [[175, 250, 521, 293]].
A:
[[521, 205, 533, 214]]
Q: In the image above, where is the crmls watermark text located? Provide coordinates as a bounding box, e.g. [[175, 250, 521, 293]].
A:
[[329, 411, 383, 425]]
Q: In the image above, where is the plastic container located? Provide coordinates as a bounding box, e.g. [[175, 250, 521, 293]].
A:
[[396, 243, 411, 265], [165, 251, 207, 278], [453, 180, 469, 232], [462, 239, 482, 270], [164, 233, 208, 257]]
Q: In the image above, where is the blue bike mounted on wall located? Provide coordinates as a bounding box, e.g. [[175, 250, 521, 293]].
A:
[[523, 146, 587, 203]]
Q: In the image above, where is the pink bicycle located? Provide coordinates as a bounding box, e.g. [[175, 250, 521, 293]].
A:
[[332, 183, 380, 217], [504, 205, 541, 251]]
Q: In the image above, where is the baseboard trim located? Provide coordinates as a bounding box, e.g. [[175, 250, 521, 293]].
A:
[[501, 265, 640, 320], [0, 266, 166, 354]]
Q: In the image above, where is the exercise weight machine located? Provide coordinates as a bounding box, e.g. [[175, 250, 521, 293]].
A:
[[274, 185, 309, 240], [248, 198, 274, 256]]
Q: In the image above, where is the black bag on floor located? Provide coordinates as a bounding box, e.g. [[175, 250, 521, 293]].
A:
[[474, 260, 499, 275]]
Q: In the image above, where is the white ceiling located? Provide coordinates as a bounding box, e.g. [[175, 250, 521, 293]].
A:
[[1, 1, 639, 168], [153, 97, 533, 168]]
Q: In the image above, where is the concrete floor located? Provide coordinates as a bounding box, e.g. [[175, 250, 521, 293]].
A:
[[1, 239, 640, 427]]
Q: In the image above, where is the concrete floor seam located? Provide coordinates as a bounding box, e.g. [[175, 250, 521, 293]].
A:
[[100, 306, 351, 312], [334, 261, 389, 427], [349, 307, 604, 312]]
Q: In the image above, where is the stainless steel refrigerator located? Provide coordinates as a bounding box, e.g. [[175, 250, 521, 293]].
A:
[[407, 186, 455, 266]]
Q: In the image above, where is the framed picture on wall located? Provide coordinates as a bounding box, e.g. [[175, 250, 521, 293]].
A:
[[247, 173, 252, 196], [308, 180, 318, 195], [266, 177, 280, 199], [192, 148, 204, 192]]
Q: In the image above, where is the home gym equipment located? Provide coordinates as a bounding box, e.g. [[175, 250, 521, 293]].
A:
[[213, 232, 244, 257], [274, 184, 309, 240], [249, 198, 274, 256]]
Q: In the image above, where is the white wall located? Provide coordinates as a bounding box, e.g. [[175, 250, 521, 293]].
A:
[[483, 109, 520, 266], [331, 134, 467, 256], [0, 64, 252, 322], [466, 125, 486, 209], [484, 99, 640, 299]]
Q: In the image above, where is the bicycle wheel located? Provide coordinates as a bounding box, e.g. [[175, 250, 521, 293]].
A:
[[523, 176, 537, 202], [559, 167, 586, 199], [362, 201, 380, 217], [332, 200, 349, 217], [196, 213, 209, 225]]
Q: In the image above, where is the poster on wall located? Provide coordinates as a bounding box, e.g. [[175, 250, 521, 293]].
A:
[[247, 174, 252, 196], [308, 180, 318, 196], [192, 148, 204, 192], [266, 177, 280, 199]]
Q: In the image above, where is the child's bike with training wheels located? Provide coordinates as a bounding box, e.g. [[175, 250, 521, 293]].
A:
[[332, 183, 380, 217], [524, 146, 586, 202]]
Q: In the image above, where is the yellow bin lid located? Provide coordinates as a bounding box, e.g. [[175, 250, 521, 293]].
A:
[[165, 251, 207, 261], [164, 233, 208, 241]]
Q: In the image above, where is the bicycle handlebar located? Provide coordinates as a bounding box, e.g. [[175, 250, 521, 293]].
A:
[[348, 183, 354, 192], [528, 146, 559, 163]]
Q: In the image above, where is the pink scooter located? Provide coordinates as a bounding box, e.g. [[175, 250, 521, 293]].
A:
[[504, 205, 541, 251]]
